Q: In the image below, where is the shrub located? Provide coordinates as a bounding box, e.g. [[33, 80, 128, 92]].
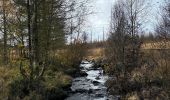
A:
[[9, 70, 72, 100]]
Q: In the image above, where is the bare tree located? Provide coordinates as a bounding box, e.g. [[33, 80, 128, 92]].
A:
[[106, 0, 127, 74], [0, 0, 10, 65], [154, 0, 170, 86], [107, 0, 150, 74]]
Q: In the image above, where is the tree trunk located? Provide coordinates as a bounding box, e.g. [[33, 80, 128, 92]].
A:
[[2, 0, 8, 65], [27, 0, 33, 80]]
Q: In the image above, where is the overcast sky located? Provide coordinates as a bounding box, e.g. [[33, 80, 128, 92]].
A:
[[84, 0, 164, 41]]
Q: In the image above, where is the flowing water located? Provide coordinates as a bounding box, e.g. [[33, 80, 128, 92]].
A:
[[65, 60, 119, 100]]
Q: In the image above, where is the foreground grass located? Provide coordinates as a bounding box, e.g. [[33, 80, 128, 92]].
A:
[[0, 63, 73, 100], [0, 66, 20, 99]]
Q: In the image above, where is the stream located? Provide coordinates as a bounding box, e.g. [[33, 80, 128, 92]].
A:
[[65, 60, 119, 100]]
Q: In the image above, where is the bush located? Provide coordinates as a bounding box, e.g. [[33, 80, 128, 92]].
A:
[[9, 70, 72, 100], [9, 78, 30, 99], [43, 71, 72, 100]]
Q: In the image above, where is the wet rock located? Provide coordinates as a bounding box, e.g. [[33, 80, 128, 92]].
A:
[[95, 76, 101, 80], [95, 93, 105, 98], [88, 89, 93, 94], [94, 88, 102, 91], [75, 89, 88, 93], [79, 71, 88, 77], [93, 81, 100, 86], [71, 77, 92, 92], [73, 79, 81, 82]]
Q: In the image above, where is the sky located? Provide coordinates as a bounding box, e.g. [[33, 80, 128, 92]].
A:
[[85, 0, 114, 41], [84, 0, 164, 41]]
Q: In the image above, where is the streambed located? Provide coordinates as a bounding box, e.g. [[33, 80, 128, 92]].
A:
[[65, 60, 119, 100]]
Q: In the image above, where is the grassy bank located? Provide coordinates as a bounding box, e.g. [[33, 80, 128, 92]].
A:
[[0, 62, 73, 100]]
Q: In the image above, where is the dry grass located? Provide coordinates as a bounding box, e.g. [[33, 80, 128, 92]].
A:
[[85, 48, 105, 60], [54, 41, 170, 61], [85, 41, 170, 60], [55, 48, 105, 60], [142, 41, 170, 49]]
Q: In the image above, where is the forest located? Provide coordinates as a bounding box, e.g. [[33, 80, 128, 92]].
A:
[[0, 0, 169, 100]]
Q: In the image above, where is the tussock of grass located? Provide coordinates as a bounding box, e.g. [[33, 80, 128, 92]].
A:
[[43, 71, 72, 90]]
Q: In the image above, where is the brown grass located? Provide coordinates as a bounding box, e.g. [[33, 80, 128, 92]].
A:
[[85, 48, 105, 60], [142, 41, 170, 49], [50, 41, 170, 61]]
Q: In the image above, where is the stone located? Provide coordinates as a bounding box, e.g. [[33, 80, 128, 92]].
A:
[[95, 93, 105, 98], [79, 71, 88, 77], [95, 76, 101, 80], [93, 81, 100, 86]]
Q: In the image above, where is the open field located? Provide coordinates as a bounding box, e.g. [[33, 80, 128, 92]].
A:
[[85, 41, 170, 60], [3, 41, 170, 61], [85, 48, 105, 60], [141, 41, 170, 49]]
